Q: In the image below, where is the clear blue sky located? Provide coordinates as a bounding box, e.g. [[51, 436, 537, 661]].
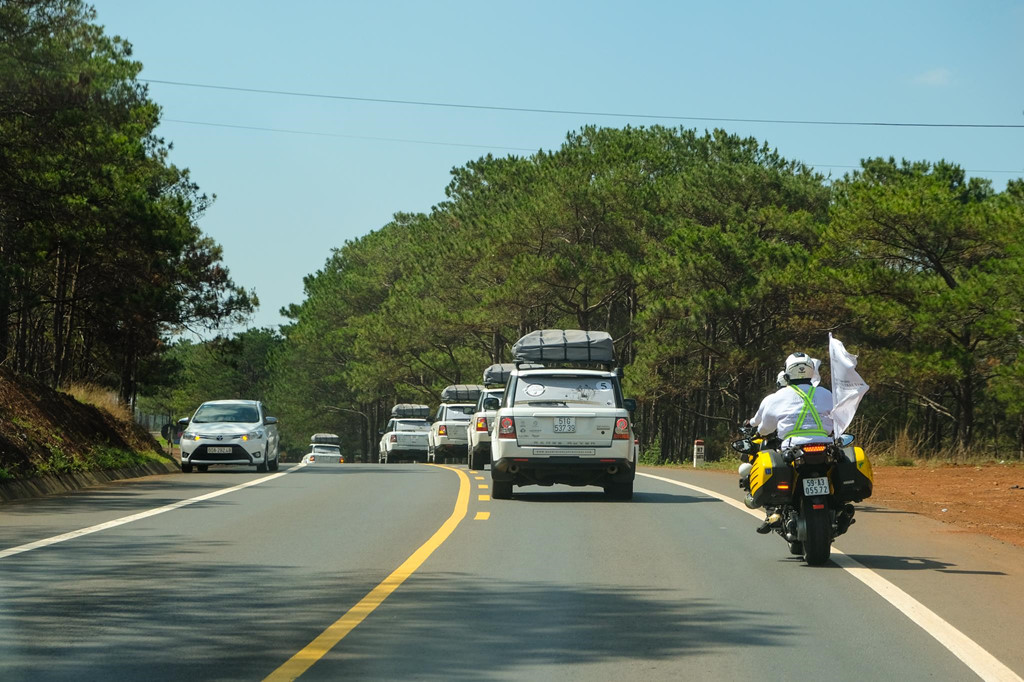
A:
[[89, 0, 1024, 333]]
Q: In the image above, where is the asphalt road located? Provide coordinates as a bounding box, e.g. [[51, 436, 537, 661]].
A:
[[1, 462, 1022, 681]]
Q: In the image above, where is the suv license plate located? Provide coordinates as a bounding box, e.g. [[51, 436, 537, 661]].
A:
[[208, 446, 232, 454], [553, 417, 576, 433], [802, 476, 830, 496]]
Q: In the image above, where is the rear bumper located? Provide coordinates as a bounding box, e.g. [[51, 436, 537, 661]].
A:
[[491, 455, 635, 487]]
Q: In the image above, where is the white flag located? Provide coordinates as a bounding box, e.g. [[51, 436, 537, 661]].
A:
[[829, 333, 869, 437]]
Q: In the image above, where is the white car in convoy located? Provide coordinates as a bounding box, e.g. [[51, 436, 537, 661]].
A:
[[466, 387, 505, 470], [427, 401, 477, 463], [489, 330, 637, 500], [465, 363, 513, 470], [379, 404, 432, 463], [179, 399, 280, 473]]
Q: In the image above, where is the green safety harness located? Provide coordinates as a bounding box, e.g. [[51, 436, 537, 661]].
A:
[[787, 385, 829, 438]]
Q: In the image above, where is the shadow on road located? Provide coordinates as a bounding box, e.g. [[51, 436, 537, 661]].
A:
[[842, 553, 1007, 576], [0, 536, 801, 681]]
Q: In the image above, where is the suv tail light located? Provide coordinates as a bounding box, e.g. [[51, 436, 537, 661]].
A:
[[498, 416, 516, 439], [439, 425, 448, 436], [613, 418, 630, 440], [476, 416, 488, 432], [389, 434, 397, 443]]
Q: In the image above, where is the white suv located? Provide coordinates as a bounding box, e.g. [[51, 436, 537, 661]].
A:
[[378, 418, 431, 463], [489, 331, 637, 500], [466, 388, 504, 470], [179, 400, 280, 473]]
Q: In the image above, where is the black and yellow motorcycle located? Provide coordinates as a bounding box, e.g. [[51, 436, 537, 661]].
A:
[[732, 428, 873, 565]]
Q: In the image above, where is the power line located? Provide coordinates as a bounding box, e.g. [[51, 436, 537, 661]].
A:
[[163, 119, 537, 152], [142, 78, 1024, 130], [161, 119, 1022, 176]]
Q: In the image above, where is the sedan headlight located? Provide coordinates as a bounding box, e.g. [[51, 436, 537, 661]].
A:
[[182, 432, 200, 441], [241, 430, 265, 441]]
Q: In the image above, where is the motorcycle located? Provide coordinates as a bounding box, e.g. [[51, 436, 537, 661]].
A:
[[732, 427, 873, 566]]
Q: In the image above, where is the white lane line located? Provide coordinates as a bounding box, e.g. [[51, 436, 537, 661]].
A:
[[0, 465, 306, 561], [638, 472, 1022, 682]]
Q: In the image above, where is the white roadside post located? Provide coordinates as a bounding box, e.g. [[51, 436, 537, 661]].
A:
[[693, 439, 705, 467]]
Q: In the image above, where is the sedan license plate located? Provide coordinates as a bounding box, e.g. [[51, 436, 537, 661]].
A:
[[802, 476, 830, 496], [207, 446, 232, 454], [552, 417, 576, 433]]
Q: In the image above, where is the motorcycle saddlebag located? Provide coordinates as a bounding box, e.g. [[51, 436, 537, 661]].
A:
[[749, 449, 795, 508], [834, 446, 873, 502]]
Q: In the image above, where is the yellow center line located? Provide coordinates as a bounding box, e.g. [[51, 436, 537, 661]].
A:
[[478, 494, 490, 501], [474, 511, 490, 520], [264, 464, 469, 681], [477, 484, 488, 489]]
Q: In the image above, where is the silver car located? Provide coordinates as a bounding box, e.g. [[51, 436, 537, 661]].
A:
[[179, 400, 280, 473]]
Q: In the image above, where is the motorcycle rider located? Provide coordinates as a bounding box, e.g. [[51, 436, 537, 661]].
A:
[[745, 352, 834, 533]]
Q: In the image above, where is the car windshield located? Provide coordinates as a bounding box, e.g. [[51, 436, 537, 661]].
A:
[[395, 420, 428, 431], [447, 405, 474, 420], [312, 445, 340, 454], [513, 375, 616, 407], [192, 403, 260, 423]]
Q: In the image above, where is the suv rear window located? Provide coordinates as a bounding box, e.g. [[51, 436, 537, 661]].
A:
[[512, 375, 617, 407]]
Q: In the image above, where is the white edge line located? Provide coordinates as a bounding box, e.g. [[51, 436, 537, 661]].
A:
[[638, 471, 1022, 682], [0, 464, 307, 561]]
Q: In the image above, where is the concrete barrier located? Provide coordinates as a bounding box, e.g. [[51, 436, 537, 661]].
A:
[[0, 459, 181, 504]]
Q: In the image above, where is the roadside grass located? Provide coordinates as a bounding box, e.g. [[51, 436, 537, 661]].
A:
[[64, 382, 132, 422]]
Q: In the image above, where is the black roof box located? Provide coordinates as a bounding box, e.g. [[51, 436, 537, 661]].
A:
[[440, 384, 485, 403], [390, 403, 430, 418], [482, 363, 515, 386], [512, 329, 615, 365]]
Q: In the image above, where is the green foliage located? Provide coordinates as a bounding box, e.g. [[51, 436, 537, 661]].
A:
[[0, 0, 254, 404]]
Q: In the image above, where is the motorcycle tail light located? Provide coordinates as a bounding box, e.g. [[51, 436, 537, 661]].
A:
[[802, 444, 827, 453], [777, 482, 790, 491]]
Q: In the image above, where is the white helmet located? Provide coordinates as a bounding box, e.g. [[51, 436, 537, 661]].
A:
[[775, 371, 789, 389], [784, 352, 814, 381]]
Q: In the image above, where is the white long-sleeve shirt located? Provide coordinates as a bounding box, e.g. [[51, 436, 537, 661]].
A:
[[753, 383, 834, 446]]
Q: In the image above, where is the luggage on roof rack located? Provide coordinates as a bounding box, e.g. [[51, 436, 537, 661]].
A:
[[391, 403, 430, 418], [511, 329, 615, 365], [482, 363, 515, 386], [440, 384, 485, 403], [310, 433, 340, 445]]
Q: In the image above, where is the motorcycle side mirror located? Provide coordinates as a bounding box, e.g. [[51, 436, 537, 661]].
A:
[[837, 434, 855, 447], [731, 439, 757, 455]]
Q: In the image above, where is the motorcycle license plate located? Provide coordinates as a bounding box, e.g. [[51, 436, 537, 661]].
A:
[[802, 476, 830, 496], [553, 417, 576, 433], [208, 446, 232, 454]]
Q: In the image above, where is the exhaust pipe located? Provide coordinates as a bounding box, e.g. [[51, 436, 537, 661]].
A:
[[509, 464, 520, 474], [606, 465, 618, 475]]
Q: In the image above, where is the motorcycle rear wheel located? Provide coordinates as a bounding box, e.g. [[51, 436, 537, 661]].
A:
[[802, 498, 832, 566]]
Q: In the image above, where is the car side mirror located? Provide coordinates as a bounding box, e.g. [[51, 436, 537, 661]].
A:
[[483, 397, 500, 410], [622, 398, 636, 412], [264, 416, 278, 425], [378, 429, 385, 436], [177, 417, 190, 427]]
